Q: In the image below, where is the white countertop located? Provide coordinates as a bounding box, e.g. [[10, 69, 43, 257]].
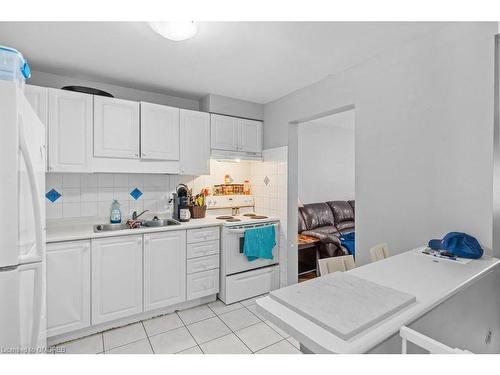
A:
[[46, 216, 223, 243], [256, 248, 500, 353]]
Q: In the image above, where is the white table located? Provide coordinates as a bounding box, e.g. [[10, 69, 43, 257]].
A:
[[256, 248, 500, 353]]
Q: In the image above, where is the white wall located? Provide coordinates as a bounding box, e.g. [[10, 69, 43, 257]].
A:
[[29, 70, 199, 110], [199, 93, 264, 120], [264, 23, 496, 268], [298, 109, 355, 203]]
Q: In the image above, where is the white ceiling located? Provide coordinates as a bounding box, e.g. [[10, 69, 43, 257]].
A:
[[0, 22, 442, 104]]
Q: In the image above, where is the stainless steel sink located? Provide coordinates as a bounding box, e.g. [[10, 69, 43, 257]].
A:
[[93, 218, 181, 232], [141, 218, 181, 227], [93, 223, 130, 232]]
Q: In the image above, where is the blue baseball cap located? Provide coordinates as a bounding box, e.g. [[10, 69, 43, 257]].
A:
[[428, 232, 483, 259]]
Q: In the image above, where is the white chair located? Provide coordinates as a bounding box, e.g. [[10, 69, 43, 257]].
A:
[[318, 255, 355, 276], [370, 243, 390, 262], [400, 326, 471, 354]]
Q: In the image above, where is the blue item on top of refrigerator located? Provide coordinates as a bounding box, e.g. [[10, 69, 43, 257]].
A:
[[0, 45, 31, 86]]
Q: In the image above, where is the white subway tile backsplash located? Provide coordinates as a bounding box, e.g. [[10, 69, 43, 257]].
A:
[[46, 201, 62, 219], [45, 153, 288, 222], [128, 174, 144, 189], [113, 187, 130, 201], [63, 202, 81, 218], [62, 188, 81, 203], [81, 174, 98, 188], [113, 173, 129, 188], [98, 173, 114, 188], [81, 202, 98, 217], [81, 187, 98, 202], [46, 173, 63, 190], [98, 187, 114, 202], [62, 174, 81, 188]]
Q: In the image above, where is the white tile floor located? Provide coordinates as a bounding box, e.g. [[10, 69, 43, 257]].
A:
[[53, 295, 302, 354]]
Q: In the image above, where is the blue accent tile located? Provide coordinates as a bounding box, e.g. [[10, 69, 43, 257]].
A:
[[45, 188, 61, 203], [130, 188, 143, 200]]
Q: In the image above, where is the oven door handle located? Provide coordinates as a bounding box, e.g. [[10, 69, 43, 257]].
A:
[[227, 223, 278, 235]]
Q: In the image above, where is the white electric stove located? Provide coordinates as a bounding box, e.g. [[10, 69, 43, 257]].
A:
[[206, 195, 280, 304]]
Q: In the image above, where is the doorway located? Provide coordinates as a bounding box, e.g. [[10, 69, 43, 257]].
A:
[[289, 107, 356, 283]]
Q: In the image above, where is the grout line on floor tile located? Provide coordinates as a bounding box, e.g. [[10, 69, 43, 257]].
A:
[[141, 321, 155, 354], [184, 319, 203, 348], [254, 339, 289, 354], [176, 311, 217, 328], [213, 308, 256, 354], [263, 320, 288, 339]]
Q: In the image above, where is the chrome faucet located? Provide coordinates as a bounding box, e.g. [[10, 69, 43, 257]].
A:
[[132, 210, 149, 220]]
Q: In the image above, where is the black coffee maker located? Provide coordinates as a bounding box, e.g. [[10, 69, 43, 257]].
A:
[[173, 184, 191, 222]]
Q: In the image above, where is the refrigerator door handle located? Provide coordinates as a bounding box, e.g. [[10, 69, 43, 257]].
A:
[[18, 116, 44, 265]]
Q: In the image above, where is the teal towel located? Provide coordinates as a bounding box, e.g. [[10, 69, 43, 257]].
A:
[[243, 225, 276, 261]]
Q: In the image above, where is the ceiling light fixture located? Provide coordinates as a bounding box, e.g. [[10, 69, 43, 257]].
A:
[[149, 22, 197, 41]]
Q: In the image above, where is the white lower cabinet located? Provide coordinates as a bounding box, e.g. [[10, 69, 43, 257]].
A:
[[187, 269, 219, 300], [46, 240, 91, 336], [91, 235, 143, 325], [47, 226, 222, 338], [144, 231, 186, 312]]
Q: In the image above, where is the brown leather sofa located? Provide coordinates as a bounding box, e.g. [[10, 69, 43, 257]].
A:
[[298, 200, 355, 258]]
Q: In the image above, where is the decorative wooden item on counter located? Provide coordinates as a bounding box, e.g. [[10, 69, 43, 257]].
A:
[[190, 205, 207, 219], [190, 190, 208, 218], [213, 183, 245, 195]]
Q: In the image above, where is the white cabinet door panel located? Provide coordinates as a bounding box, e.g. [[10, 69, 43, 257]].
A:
[[94, 96, 140, 159], [46, 240, 90, 336], [92, 235, 143, 324], [186, 269, 219, 300], [180, 109, 210, 175], [48, 89, 93, 172], [239, 119, 263, 153], [144, 231, 186, 312], [25, 85, 48, 126], [210, 114, 238, 151], [141, 102, 179, 160]]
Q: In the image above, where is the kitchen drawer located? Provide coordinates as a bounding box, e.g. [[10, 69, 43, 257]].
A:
[[187, 254, 220, 274], [223, 265, 279, 305], [187, 226, 220, 243], [187, 240, 219, 259], [187, 269, 219, 300]]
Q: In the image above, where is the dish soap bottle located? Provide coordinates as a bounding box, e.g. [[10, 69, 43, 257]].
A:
[[110, 200, 121, 224]]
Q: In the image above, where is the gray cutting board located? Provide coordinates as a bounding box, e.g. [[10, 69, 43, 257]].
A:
[[270, 272, 416, 340]]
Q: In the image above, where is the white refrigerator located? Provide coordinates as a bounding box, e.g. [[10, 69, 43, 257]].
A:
[[0, 80, 46, 353]]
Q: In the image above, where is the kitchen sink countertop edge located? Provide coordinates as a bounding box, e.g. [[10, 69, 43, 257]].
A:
[[46, 216, 223, 243]]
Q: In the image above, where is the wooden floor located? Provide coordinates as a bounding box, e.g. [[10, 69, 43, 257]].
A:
[[298, 271, 317, 283]]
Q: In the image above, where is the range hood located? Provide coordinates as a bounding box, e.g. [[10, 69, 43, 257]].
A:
[[210, 149, 263, 162]]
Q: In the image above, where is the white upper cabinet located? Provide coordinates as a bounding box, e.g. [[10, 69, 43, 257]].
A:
[[25, 85, 48, 126], [239, 119, 263, 153], [46, 240, 91, 337], [144, 231, 186, 312], [91, 235, 143, 325], [140, 102, 180, 160], [180, 109, 210, 175], [93, 96, 140, 159], [48, 88, 93, 172], [211, 114, 239, 151], [210, 114, 263, 153]]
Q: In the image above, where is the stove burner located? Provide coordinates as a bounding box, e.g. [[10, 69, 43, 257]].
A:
[[243, 213, 256, 217], [226, 218, 241, 222], [252, 215, 268, 219], [216, 216, 234, 220]]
